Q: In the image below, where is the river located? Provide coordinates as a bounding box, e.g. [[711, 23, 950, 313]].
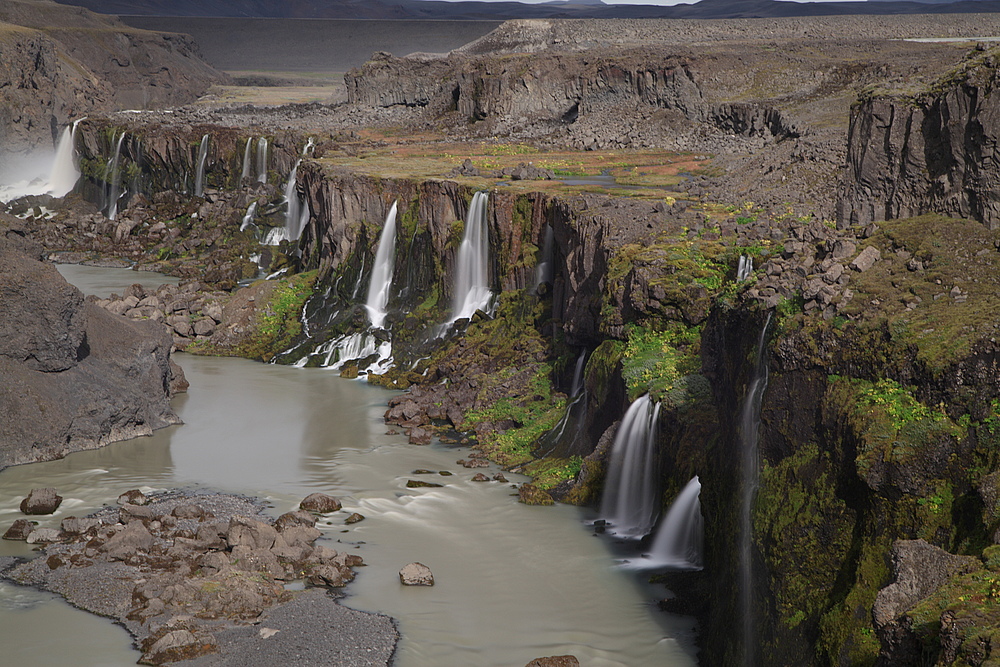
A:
[[0, 266, 697, 666]]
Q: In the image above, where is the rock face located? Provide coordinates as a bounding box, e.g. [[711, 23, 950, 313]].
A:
[[0, 217, 183, 470], [838, 45, 1000, 229], [0, 0, 225, 154]]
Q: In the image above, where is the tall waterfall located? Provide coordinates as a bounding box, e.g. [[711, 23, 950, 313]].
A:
[[534, 223, 555, 291], [642, 476, 704, 570], [256, 138, 268, 184], [283, 161, 308, 242], [450, 191, 493, 323], [241, 137, 253, 181], [194, 134, 210, 197], [106, 132, 126, 221], [536, 350, 589, 458], [365, 201, 398, 329], [47, 119, 83, 197], [600, 395, 662, 538], [739, 313, 772, 665]]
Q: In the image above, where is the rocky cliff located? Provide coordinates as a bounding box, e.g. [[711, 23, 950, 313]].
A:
[[839, 45, 1000, 229], [0, 0, 224, 155], [0, 214, 184, 470]]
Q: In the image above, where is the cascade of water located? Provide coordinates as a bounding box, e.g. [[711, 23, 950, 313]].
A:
[[737, 255, 754, 281], [194, 134, 210, 197], [450, 191, 493, 323], [642, 476, 704, 570], [570, 351, 586, 398], [303, 138, 315, 155], [534, 223, 555, 291], [241, 137, 253, 181], [600, 395, 662, 538], [256, 138, 268, 184], [739, 313, 772, 666], [365, 201, 398, 329], [106, 132, 127, 221], [240, 202, 258, 232], [47, 120, 82, 197], [283, 161, 308, 241]]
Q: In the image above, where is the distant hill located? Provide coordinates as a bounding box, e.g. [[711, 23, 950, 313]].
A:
[[49, 0, 1000, 19]]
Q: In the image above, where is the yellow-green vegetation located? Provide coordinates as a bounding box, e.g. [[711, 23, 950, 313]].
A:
[[621, 323, 703, 404], [190, 271, 317, 362], [523, 456, 584, 491], [844, 214, 1000, 375]]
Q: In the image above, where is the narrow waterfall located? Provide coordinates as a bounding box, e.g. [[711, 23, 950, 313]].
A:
[[194, 134, 210, 197], [642, 476, 704, 570], [737, 255, 754, 281], [283, 161, 308, 242], [303, 137, 315, 155], [739, 313, 772, 665], [256, 138, 268, 184], [47, 119, 83, 197], [534, 223, 555, 291], [241, 137, 253, 181], [536, 350, 588, 457], [106, 132, 126, 221], [365, 201, 398, 329], [570, 351, 586, 397], [450, 191, 493, 323], [600, 395, 662, 538], [240, 202, 258, 232]]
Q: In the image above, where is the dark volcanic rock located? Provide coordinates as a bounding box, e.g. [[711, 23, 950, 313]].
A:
[[0, 217, 183, 470], [3, 519, 37, 540], [19, 488, 63, 515], [299, 493, 342, 513]]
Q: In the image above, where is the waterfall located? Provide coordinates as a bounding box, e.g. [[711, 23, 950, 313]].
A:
[[241, 137, 253, 181], [194, 134, 210, 197], [737, 255, 753, 281], [303, 137, 315, 155], [600, 395, 662, 538], [739, 313, 772, 665], [283, 161, 308, 242], [256, 138, 268, 183], [365, 201, 398, 330], [106, 132, 126, 221], [536, 350, 589, 458], [240, 202, 257, 232], [641, 476, 704, 570], [533, 223, 555, 291], [47, 119, 83, 197], [450, 191, 493, 323], [570, 351, 586, 398]]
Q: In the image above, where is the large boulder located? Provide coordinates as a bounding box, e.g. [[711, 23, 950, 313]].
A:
[[399, 562, 434, 586], [19, 488, 62, 515], [0, 218, 184, 470]]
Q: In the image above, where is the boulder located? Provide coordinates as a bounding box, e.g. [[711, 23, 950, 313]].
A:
[[26, 527, 63, 544], [101, 521, 154, 560], [19, 488, 63, 515], [141, 629, 217, 665], [299, 493, 342, 513], [526, 657, 581, 667], [227, 516, 278, 550], [274, 510, 317, 531], [117, 489, 149, 506], [345, 513, 365, 524], [3, 518, 37, 540], [399, 562, 434, 586], [61, 517, 101, 535], [471, 473, 490, 482], [849, 246, 881, 272]]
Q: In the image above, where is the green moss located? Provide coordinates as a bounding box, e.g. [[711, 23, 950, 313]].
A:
[[523, 456, 583, 491], [621, 323, 701, 403]]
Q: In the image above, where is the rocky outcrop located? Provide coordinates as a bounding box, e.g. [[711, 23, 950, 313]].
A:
[[838, 45, 1000, 229], [0, 0, 225, 154], [0, 215, 183, 470]]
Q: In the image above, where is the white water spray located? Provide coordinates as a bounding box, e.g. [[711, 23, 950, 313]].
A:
[[600, 395, 662, 538], [106, 132, 126, 221], [283, 161, 308, 242], [449, 191, 493, 323], [241, 137, 253, 181], [365, 201, 398, 329], [47, 119, 84, 197], [737, 255, 754, 281], [641, 476, 704, 570], [256, 137, 268, 184], [194, 134, 209, 197], [240, 202, 258, 232]]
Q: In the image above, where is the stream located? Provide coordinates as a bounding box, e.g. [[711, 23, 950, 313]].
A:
[[0, 266, 697, 667]]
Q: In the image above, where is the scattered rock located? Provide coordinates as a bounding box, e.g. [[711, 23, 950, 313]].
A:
[[117, 489, 149, 506], [849, 245, 881, 272], [526, 657, 581, 667], [345, 513, 365, 524], [19, 488, 63, 515], [406, 480, 444, 488], [471, 473, 490, 482], [493, 473, 508, 483], [399, 562, 434, 586], [407, 426, 433, 445], [3, 519, 37, 540], [26, 527, 63, 544], [299, 493, 342, 514]]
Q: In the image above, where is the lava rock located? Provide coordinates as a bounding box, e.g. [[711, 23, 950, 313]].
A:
[[399, 562, 434, 586], [20, 488, 63, 515]]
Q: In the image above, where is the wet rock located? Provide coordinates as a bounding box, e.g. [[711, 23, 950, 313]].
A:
[[274, 510, 317, 531], [299, 493, 342, 514], [493, 473, 508, 483], [3, 519, 37, 540], [399, 562, 434, 586], [308, 564, 349, 587], [117, 489, 149, 506], [406, 480, 443, 488], [407, 426, 433, 445], [525, 657, 581, 667], [850, 245, 881, 272], [518, 484, 555, 506], [345, 513, 365, 524], [471, 473, 490, 482], [20, 488, 63, 515], [458, 458, 489, 469]]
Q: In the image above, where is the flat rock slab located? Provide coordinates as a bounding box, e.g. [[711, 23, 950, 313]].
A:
[[177, 588, 398, 667]]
